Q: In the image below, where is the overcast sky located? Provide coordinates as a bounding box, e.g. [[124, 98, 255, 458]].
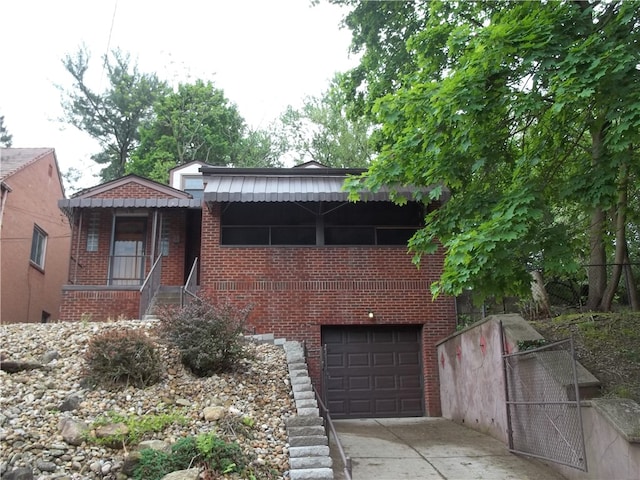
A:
[[0, 0, 358, 190]]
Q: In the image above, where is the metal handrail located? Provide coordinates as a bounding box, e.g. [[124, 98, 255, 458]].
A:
[[182, 257, 199, 306], [313, 384, 352, 480], [139, 255, 163, 319], [302, 341, 352, 479]]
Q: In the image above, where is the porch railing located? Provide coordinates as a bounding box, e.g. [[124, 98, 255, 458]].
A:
[[109, 254, 149, 286], [139, 255, 163, 319], [182, 257, 199, 306]]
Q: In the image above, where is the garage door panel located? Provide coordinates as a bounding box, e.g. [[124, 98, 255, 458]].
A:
[[373, 352, 394, 366], [347, 352, 370, 366], [322, 325, 424, 419], [346, 330, 369, 343], [399, 375, 422, 389], [326, 352, 345, 367], [326, 376, 346, 391], [348, 376, 371, 390], [398, 351, 420, 365], [372, 330, 394, 342], [374, 375, 396, 389], [397, 329, 420, 342]]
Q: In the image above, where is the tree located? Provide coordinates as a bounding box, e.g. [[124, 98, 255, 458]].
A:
[[0, 115, 12, 147], [128, 80, 282, 183], [340, 0, 640, 311], [276, 74, 375, 167], [234, 127, 285, 168], [59, 46, 168, 181]]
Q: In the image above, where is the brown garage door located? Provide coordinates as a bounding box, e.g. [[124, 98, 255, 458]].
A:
[[322, 325, 424, 419]]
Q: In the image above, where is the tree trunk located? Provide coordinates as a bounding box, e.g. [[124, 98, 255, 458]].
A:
[[530, 270, 551, 318], [586, 206, 607, 311], [586, 121, 607, 311], [624, 250, 640, 311], [600, 164, 629, 311]]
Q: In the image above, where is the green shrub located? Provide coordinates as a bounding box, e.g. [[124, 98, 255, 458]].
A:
[[159, 298, 251, 376], [83, 329, 163, 388], [133, 433, 247, 480], [90, 411, 188, 447]]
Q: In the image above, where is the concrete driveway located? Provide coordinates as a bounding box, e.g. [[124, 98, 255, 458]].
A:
[[330, 418, 566, 480]]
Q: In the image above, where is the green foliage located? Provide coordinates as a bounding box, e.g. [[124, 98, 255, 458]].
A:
[[516, 339, 548, 352], [159, 298, 251, 377], [59, 46, 168, 181], [90, 411, 187, 447], [128, 80, 283, 182], [133, 433, 247, 480], [276, 73, 374, 167], [133, 449, 172, 480], [83, 329, 163, 389], [339, 0, 640, 307], [0, 114, 12, 147]]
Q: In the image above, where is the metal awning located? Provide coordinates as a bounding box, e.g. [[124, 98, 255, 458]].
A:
[[203, 175, 428, 203], [58, 197, 202, 209]]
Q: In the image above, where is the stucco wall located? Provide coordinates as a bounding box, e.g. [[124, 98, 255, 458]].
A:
[[0, 151, 70, 323], [200, 203, 457, 416]]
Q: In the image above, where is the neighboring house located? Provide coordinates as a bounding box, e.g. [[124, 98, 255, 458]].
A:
[[0, 148, 71, 323], [58, 162, 456, 418]]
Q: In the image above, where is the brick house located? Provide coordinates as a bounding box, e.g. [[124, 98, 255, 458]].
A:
[[0, 148, 71, 323], [58, 162, 456, 417]]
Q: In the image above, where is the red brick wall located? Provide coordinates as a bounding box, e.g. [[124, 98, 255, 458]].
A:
[[67, 208, 187, 286], [60, 178, 191, 321], [95, 182, 177, 199], [0, 150, 71, 323], [200, 204, 457, 416], [59, 288, 140, 321]]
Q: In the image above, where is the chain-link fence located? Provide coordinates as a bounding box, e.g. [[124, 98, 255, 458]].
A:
[[502, 336, 587, 471]]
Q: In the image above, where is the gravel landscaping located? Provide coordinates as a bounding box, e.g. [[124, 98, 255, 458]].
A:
[[0, 320, 295, 479]]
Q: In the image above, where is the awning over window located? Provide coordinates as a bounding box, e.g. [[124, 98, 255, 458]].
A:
[[203, 175, 429, 203]]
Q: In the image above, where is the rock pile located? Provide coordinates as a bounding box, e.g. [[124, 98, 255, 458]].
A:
[[0, 320, 295, 479]]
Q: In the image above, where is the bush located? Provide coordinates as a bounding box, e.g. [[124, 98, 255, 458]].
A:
[[83, 329, 163, 389], [89, 411, 187, 447], [133, 433, 247, 480], [159, 298, 251, 377]]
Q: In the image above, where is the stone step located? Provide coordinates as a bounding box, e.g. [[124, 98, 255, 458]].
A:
[[289, 435, 328, 447], [286, 416, 324, 427], [288, 445, 331, 458], [288, 426, 326, 437], [290, 456, 333, 469], [289, 467, 334, 480]]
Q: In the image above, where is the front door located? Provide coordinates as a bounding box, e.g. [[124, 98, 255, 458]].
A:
[[110, 216, 147, 285]]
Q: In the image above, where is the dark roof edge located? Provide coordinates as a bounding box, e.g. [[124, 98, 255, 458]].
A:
[[200, 166, 367, 176]]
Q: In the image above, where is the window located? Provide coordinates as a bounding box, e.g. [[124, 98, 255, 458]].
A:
[[87, 212, 100, 251], [160, 218, 170, 256], [220, 201, 424, 246], [41, 311, 50, 323], [30, 225, 47, 269], [221, 203, 316, 246], [183, 176, 204, 200]]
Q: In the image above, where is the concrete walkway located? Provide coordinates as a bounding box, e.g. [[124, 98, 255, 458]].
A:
[[330, 418, 566, 480]]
